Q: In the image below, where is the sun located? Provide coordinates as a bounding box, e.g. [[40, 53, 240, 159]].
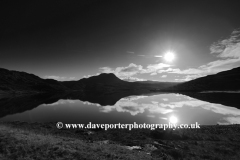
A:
[[169, 116, 178, 124], [164, 51, 175, 62]]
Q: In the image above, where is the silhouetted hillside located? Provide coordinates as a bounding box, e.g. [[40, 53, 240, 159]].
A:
[[0, 68, 69, 94], [134, 81, 180, 90], [0, 68, 180, 95], [61, 73, 130, 93], [81, 73, 123, 84], [65, 73, 180, 93], [164, 67, 240, 91]]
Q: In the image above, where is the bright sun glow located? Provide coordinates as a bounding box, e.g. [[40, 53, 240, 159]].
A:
[[169, 116, 178, 124], [164, 51, 175, 62]]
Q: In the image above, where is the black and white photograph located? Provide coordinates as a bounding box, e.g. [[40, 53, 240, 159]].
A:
[[1, 0, 240, 159]]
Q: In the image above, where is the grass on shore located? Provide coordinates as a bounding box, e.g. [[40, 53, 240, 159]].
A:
[[1, 121, 240, 160]]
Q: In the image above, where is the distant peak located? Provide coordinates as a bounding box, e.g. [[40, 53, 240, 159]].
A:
[[93, 73, 119, 79], [98, 73, 116, 77], [82, 73, 122, 83]]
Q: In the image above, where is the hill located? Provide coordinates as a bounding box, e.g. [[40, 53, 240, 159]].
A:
[[62, 73, 131, 93], [134, 81, 180, 91], [0, 68, 180, 95], [0, 68, 69, 95], [62, 73, 180, 93], [163, 67, 240, 92]]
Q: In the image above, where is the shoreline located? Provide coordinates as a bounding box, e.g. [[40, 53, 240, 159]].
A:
[[1, 121, 240, 159]]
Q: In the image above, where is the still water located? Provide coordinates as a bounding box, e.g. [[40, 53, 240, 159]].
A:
[[1, 93, 240, 125]]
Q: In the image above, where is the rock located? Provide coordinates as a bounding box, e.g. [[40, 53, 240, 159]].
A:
[[124, 146, 142, 150]]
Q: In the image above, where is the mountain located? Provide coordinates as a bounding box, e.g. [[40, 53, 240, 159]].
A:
[[163, 67, 240, 92], [62, 73, 130, 93], [133, 81, 180, 91], [0, 68, 179, 96], [0, 69, 133, 95], [80, 73, 123, 84], [0, 68, 69, 95], [73, 73, 180, 93]]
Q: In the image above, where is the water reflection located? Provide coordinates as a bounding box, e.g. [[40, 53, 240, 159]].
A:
[[99, 96, 174, 116], [0, 91, 240, 125]]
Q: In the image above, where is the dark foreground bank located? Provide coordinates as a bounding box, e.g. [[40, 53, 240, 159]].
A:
[[0, 121, 240, 160]]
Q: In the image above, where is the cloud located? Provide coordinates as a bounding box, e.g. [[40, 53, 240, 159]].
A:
[[154, 67, 205, 81], [83, 73, 100, 78], [175, 74, 201, 82], [100, 63, 171, 79], [200, 29, 240, 71], [100, 64, 137, 76], [162, 98, 168, 101], [150, 72, 157, 76], [120, 63, 143, 73], [43, 100, 76, 106], [99, 67, 112, 73], [160, 117, 168, 120], [100, 100, 173, 116], [100, 63, 147, 81], [100, 101, 147, 116], [100, 63, 142, 77], [82, 101, 101, 106], [99, 29, 240, 82], [169, 68, 204, 75], [44, 76, 76, 81], [127, 51, 135, 54], [156, 28, 240, 81], [197, 29, 240, 74], [147, 115, 155, 118], [79, 93, 240, 122], [144, 63, 171, 73], [154, 55, 163, 58], [122, 76, 146, 82], [121, 96, 148, 101], [222, 117, 240, 124], [161, 75, 167, 78], [199, 58, 240, 73], [116, 63, 143, 77], [99, 95, 173, 116], [210, 28, 240, 58], [159, 100, 240, 117]]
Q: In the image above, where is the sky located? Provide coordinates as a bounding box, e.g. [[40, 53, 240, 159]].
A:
[[1, 0, 240, 82]]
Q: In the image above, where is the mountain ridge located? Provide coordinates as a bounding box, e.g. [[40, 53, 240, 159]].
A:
[[0, 68, 69, 94], [162, 67, 240, 92], [1, 66, 239, 95]]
